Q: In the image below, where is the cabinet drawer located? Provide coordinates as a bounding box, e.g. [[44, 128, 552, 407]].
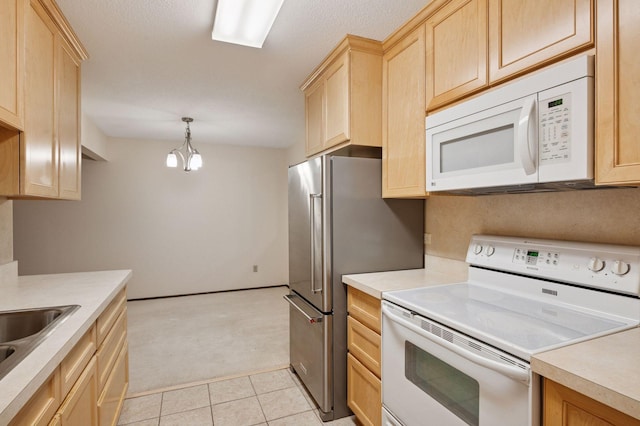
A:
[[10, 370, 60, 426], [96, 308, 127, 393], [60, 325, 96, 396], [347, 353, 381, 426], [97, 288, 126, 346], [347, 316, 381, 378], [98, 343, 129, 426], [347, 287, 381, 334]]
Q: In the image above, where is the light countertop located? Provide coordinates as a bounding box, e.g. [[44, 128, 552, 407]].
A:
[[342, 255, 469, 299], [532, 327, 640, 420], [0, 268, 132, 424]]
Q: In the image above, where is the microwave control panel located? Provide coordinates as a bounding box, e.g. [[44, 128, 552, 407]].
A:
[[539, 92, 572, 165]]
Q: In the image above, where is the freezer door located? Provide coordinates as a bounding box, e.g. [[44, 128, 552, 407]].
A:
[[288, 158, 326, 311], [287, 292, 332, 414]]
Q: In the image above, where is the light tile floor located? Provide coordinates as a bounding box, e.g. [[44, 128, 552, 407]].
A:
[[118, 368, 357, 426]]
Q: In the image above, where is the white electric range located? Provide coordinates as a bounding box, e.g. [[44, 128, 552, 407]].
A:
[[381, 235, 640, 426]]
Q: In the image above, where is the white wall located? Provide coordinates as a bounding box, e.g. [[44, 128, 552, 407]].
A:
[[81, 115, 109, 160], [0, 198, 12, 265], [13, 138, 289, 299], [286, 136, 306, 167]]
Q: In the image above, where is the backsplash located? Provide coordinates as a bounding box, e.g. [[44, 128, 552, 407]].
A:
[[425, 187, 640, 260]]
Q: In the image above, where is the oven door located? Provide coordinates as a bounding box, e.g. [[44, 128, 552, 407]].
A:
[[382, 302, 538, 426]]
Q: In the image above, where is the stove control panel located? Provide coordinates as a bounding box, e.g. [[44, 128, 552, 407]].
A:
[[467, 235, 640, 296]]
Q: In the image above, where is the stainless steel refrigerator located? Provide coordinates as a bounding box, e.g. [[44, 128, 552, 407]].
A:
[[285, 153, 424, 421]]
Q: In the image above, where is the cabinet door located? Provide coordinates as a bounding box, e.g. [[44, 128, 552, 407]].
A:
[[98, 344, 129, 426], [0, 0, 24, 130], [544, 379, 640, 426], [347, 353, 381, 426], [24, 0, 59, 197], [324, 53, 350, 147], [596, 0, 640, 185], [488, 0, 593, 83], [426, 0, 488, 110], [382, 25, 428, 198], [9, 370, 61, 426], [57, 35, 81, 200], [305, 79, 324, 156], [58, 357, 98, 426]]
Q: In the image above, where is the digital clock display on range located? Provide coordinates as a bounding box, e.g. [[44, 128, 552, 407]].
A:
[[527, 250, 539, 257]]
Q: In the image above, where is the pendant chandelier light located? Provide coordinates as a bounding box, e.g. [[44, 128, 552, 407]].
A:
[[166, 117, 202, 172]]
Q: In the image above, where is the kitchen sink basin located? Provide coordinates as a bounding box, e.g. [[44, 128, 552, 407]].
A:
[[0, 305, 79, 380], [0, 307, 71, 343], [0, 345, 16, 362]]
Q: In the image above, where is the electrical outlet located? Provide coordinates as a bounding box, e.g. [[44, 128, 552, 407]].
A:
[[424, 233, 432, 245], [253, 265, 258, 272]]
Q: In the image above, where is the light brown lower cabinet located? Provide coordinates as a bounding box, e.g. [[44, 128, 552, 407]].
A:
[[9, 288, 128, 426], [55, 357, 99, 426], [9, 371, 60, 426], [347, 353, 381, 426], [544, 379, 640, 426], [98, 343, 129, 426], [346, 286, 382, 426]]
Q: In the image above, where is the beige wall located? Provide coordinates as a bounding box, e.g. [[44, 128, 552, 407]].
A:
[[13, 138, 289, 299], [426, 187, 640, 260], [286, 137, 306, 167], [0, 198, 12, 265]]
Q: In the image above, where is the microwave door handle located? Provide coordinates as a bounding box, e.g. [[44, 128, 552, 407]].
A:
[[517, 97, 537, 175], [382, 305, 530, 384]]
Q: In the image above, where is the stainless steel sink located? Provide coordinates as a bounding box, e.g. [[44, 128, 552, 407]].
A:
[[0, 345, 16, 362], [0, 305, 79, 380]]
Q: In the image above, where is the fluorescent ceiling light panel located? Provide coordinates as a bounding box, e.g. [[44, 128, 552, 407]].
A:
[[212, 0, 285, 48]]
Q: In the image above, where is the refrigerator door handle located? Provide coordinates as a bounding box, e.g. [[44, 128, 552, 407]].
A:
[[310, 193, 322, 294], [284, 294, 323, 323]]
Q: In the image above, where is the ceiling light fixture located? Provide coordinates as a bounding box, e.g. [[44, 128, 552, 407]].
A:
[[166, 117, 202, 172], [211, 0, 285, 48]]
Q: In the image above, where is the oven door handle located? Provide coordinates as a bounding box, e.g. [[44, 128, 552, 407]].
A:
[[382, 305, 530, 385]]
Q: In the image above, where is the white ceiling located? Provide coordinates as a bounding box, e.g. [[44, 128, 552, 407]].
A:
[[55, 0, 430, 148]]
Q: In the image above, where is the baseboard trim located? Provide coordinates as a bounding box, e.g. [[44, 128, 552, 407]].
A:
[[128, 283, 288, 302]]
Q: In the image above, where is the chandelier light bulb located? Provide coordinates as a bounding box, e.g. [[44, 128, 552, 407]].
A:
[[166, 152, 178, 167], [191, 152, 202, 170]]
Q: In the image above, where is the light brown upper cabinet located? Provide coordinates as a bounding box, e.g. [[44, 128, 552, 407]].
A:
[[0, 0, 24, 131], [57, 34, 82, 199], [425, 0, 488, 111], [422, 0, 593, 112], [595, 0, 640, 185], [382, 25, 428, 198], [301, 35, 382, 157], [488, 0, 593, 83], [0, 0, 87, 199]]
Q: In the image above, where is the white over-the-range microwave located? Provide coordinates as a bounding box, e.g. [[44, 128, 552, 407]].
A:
[[426, 55, 594, 194]]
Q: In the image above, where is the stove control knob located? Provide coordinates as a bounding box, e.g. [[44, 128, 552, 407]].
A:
[[485, 246, 495, 256], [587, 257, 605, 272], [473, 244, 483, 255], [611, 260, 630, 276]]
